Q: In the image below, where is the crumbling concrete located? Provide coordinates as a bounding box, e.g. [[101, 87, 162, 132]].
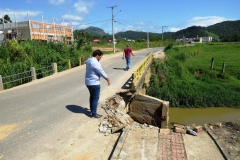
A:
[[128, 93, 169, 128], [99, 91, 169, 134], [100, 93, 134, 134]]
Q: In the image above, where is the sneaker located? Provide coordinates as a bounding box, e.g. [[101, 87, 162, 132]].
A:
[[92, 114, 103, 118]]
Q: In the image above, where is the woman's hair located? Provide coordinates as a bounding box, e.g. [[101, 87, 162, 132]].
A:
[[92, 49, 103, 57]]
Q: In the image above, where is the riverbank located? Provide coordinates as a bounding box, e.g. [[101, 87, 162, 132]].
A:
[[147, 43, 240, 108]]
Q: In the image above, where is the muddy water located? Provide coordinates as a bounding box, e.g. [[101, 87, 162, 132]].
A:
[[169, 107, 240, 128]]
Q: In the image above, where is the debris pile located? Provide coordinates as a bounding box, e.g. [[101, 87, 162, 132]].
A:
[[173, 123, 201, 136], [99, 93, 134, 135]]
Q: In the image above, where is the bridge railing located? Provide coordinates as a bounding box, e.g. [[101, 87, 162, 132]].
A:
[[132, 52, 154, 90], [0, 63, 58, 91]]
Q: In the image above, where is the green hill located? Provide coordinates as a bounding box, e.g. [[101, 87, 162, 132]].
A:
[[207, 20, 240, 36], [173, 26, 207, 39], [205, 31, 219, 39], [81, 20, 240, 41], [85, 26, 109, 37]]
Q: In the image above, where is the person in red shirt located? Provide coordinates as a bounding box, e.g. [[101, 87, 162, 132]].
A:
[[122, 44, 134, 71]]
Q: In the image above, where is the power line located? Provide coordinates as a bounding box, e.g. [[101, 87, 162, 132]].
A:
[[114, 21, 134, 30], [73, 19, 112, 27]]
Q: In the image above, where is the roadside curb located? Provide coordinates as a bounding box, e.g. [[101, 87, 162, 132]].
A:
[[204, 125, 228, 160], [110, 126, 130, 159]]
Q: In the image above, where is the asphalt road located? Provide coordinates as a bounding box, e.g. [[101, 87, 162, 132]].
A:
[[0, 47, 163, 160]]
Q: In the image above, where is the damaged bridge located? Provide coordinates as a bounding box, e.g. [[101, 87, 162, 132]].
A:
[[99, 51, 170, 159]]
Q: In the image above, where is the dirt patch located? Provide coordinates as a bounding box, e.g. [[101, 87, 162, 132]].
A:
[[205, 120, 240, 159], [0, 124, 18, 141], [153, 51, 165, 59], [92, 47, 122, 52]]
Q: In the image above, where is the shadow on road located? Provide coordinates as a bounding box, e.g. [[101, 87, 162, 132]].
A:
[[66, 105, 92, 117], [121, 76, 133, 89], [113, 67, 126, 71]]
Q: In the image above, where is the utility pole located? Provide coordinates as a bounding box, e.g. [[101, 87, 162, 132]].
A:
[[2, 16, 5, 42], [14, 14, 18, 40], [106, 5, 117, 53], [161, 26, 168, 47]]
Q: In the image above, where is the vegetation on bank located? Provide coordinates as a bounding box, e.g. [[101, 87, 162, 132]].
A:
[[146, 42, 240, 108], [0, 39, 91, 75]]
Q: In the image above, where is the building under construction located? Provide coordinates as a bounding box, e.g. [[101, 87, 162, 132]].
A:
[[0, 20, 73, 45]]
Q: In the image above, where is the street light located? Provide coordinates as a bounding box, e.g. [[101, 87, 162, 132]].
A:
[[115, 10, 122, 17], [107, 5, 121, 53], [161, 26, 168, 47]]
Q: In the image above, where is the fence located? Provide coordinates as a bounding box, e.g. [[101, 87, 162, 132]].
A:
[[0, 63, 57, 91]]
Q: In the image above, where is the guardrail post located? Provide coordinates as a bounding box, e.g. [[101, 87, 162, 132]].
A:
[[221, 63, 225, 73], [31, 67, 37, 80], [0, 75, 4, 91], [52, 63, 58, 74], [210, 57, 214, 70], [78, 57, 82, 66], [68, 59, 71, 69]]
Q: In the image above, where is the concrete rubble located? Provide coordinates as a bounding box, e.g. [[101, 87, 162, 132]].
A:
[[98, 91, 169, 135], [99, 92, 134, 135]]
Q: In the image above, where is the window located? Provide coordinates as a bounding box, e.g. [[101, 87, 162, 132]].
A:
[[56, 27, 62, 31], [65, 28, 71, 32], [33, 24, 41, 28], [57, 36, 62, 40], [46, 25, 53, 30]]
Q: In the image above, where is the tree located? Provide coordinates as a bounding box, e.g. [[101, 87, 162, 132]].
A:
[[0, 14, 12, 24], [73, 30, 91, 49]]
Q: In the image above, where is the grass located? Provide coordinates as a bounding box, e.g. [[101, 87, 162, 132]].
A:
[[205, 31, 219, 39], [146, 42, 240, 108]]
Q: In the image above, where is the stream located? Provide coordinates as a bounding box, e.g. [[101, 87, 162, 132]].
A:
[[169, 107, 240, 127]]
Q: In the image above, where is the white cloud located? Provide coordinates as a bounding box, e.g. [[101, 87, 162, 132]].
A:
[[77, 24, 90, 29], [0, 8, 42, 21], [136, 21, 146, 25], [48, 0, 66, 6], [62, 21, 80, 28], [170, 27, 182, 32], [74, 0, 94, 14], [74, 6, 88, 14], [187, 16, 227, 27], [62, 14, 83, 21], [168, 16, 229, 32]]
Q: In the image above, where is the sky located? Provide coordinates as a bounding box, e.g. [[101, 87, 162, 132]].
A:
[[1, 0, 239, 34]]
